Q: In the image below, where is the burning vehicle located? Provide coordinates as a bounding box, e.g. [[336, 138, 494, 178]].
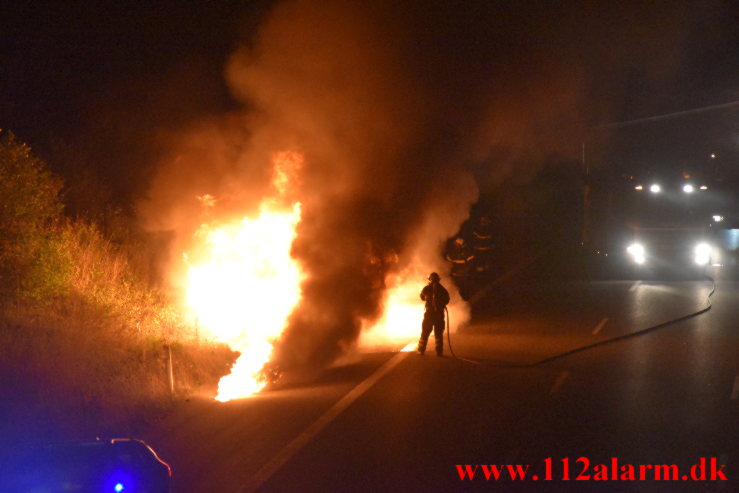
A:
[[178, 151, 471, 401]]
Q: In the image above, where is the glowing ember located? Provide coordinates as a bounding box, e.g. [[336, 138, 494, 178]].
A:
[[185, 153, 304, 401]]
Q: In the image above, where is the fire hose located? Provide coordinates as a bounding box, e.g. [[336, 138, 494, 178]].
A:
[[444, 305, 477, 364], [443, 275, 716, 368]]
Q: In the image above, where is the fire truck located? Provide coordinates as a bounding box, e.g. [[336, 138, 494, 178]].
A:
[[584, 171, 738, 278]]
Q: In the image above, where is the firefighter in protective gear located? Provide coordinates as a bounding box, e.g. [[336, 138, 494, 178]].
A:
[[418, 272, 450, 356], [471, 215, 495, 274], [445, 236, 475, 299], [445, 236, 475, 273]]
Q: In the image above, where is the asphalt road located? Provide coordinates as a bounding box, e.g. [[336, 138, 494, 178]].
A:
[[148, 268, 738, 492]]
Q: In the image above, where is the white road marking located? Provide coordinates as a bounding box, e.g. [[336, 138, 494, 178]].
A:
[[237, 350, 410, 493], [549, 371, 570, 395], [731, 376, 739, 400], [629, 281, 641, 292], [591, 318, 609, 335]]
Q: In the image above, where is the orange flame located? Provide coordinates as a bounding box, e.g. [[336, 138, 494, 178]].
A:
[[360, 262, 468, 351], [184, 151, 468, 400], [272, 150, 303, 196], [184, 153, 304, 401]]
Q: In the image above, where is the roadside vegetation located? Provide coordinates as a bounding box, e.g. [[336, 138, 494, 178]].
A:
[[0, 130, 234, 447]]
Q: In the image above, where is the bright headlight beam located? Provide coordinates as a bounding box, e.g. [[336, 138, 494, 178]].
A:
[[694, 243, 712, 266], [627, 243, 646, 264], [683, 184, 694, 193], [627, 243, 644, 256], [649, 184, 661, 193]]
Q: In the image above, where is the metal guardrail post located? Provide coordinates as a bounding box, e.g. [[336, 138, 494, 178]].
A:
[[165, 344, 174, 394]]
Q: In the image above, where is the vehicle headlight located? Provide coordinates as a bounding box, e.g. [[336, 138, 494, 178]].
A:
[[649, 184, 661, 193], [627, 243, 646, 264], [683, 184, 694, 193], [694, 243, 712, 265]]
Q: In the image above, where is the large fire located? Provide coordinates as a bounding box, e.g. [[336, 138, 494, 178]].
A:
[[186, 202, 303, 401], [184, 152, 466, 401], [184, 152, 304, 401]]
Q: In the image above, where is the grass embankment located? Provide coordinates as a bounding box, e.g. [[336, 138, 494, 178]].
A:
[[0, 130, 235, 449]]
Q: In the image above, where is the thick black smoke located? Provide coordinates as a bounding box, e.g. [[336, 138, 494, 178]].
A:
[[139, 0, 726, 370]]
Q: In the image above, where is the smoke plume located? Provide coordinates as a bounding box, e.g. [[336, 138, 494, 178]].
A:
[[139, 0, 717, 370]]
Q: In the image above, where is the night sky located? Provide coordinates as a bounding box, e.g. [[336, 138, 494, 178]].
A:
[[2, 1, 254, 136], [2, 0, 737, 202], [2, 1, 269, 205]]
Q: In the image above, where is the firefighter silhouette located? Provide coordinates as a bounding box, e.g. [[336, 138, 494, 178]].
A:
[[418, 272, 450, 356]]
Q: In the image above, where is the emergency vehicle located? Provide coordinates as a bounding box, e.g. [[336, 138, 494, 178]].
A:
[[585, 171, 737, 278]]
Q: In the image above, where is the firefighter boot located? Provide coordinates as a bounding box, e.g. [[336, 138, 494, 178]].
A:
[[417, 337, 427, 355]]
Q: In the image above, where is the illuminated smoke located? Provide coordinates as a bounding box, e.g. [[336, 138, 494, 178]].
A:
[[139, 0, 708, 375]]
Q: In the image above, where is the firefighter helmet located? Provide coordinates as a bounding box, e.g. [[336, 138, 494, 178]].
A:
[[428, 272, 440, 282]]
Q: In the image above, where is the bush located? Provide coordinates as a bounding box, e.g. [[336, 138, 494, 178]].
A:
[[0, 130, 167, 322], [0, 131, 66, 299], [0, 131, 235, 446]]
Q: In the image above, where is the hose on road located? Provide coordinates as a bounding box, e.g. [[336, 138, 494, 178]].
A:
[[444, 275, 716, 368], [445, 305, 481, 365]]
